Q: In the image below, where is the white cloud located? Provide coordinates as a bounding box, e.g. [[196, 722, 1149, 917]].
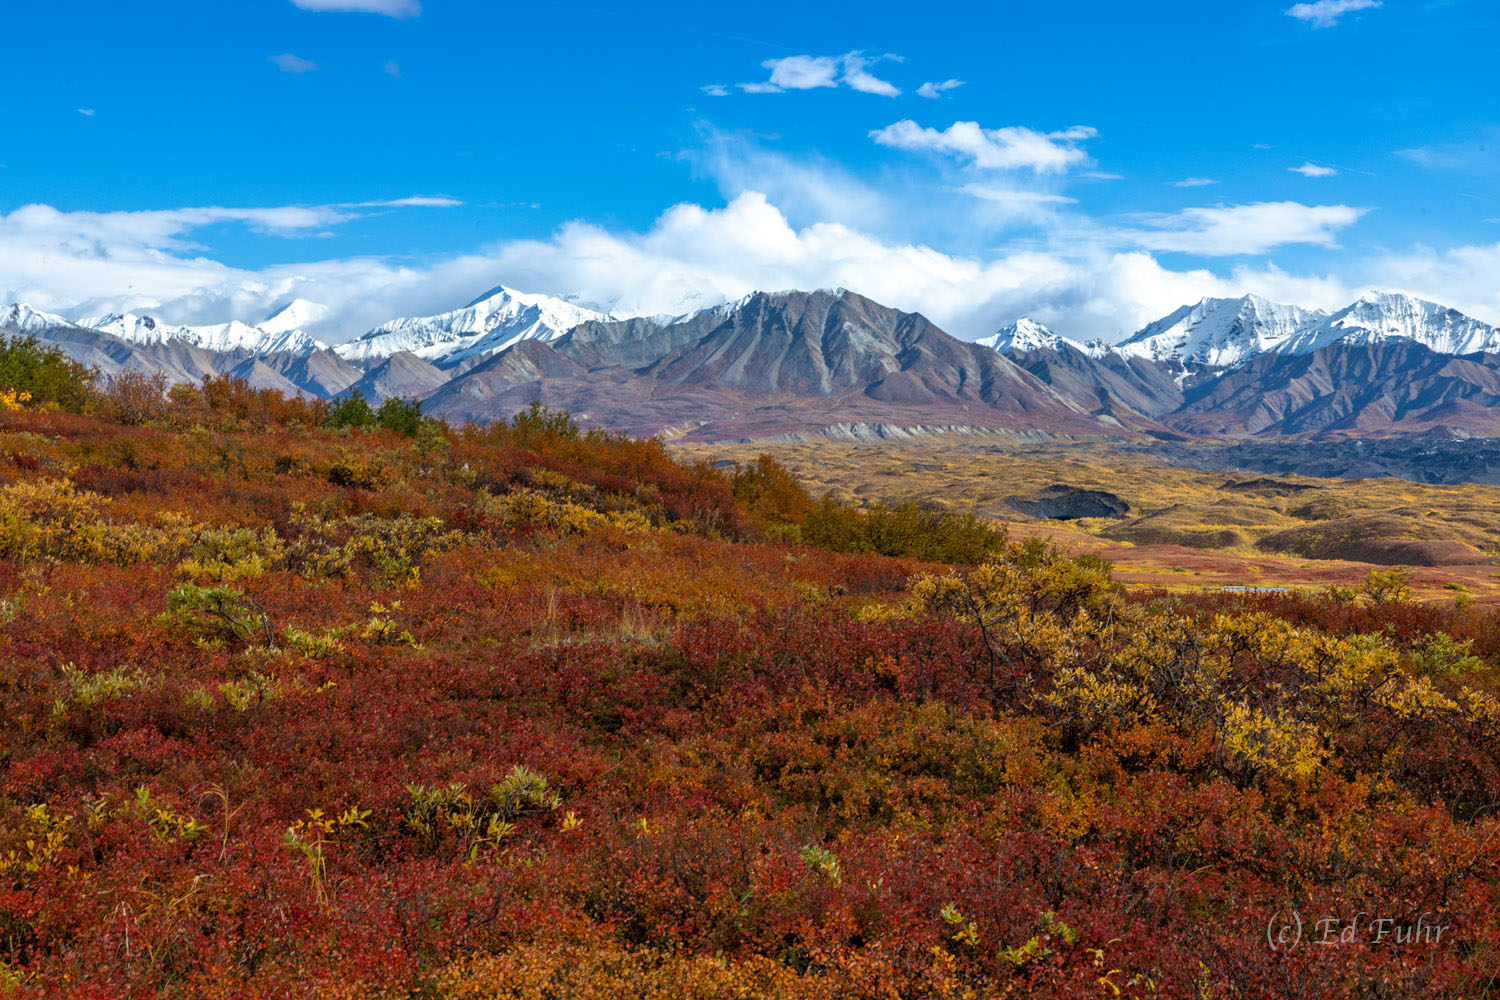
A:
[[1122, 201, 1368, 256], [1285, 0, 1381, 27], [741, 52, 899, 97], [960, 185, 1076, 207], [270, 53, 318, 74], [76, 108, 96, 117], [701, 84, 731, 97], [756, 54, 839, 91], [353, 196, 463, 208], [384, 60, 401, 78], [687, 132, 890, 233], [0, 199, 466, 335], [871, 120, 1097, 173], [290, 0, 420, 16], [840, 53, 901, 97], [1171, 177, 1218, 188], [1290, 162, 1339, 178], [1364, 242, 1500, 331], [0, 191, 1397, 346], [917, 79, 964, 99]]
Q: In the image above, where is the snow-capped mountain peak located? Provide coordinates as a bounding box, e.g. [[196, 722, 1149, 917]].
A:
[[334, 284, 615, 366], [1, 303, 75, 333], [1279, 291, 1500, 357], [259, 299, 331, 337], [1115, 294, 1328, 369]]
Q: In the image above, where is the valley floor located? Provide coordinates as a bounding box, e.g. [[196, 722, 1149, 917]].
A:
[[676, 436, 1500, 605]]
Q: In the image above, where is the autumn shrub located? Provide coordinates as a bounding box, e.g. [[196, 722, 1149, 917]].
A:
[[0, 402, 1495, 999], [801, 495, 1006, 564], [728, 453, 815, 534], [508, 400, 581, 443], [1364, 566, 1413, 604], [97, 369, 171, 425], [287, 507, 456, 584], [167, 373, 329, 429]]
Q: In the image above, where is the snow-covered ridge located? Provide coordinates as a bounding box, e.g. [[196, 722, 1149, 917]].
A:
[[1114, 295, 1328, 369], [68, 298, 332, 357], [983, 292, 1500, 374], [977, 317, 1113, 358], [1280, 292, 1500, 357], [334, 285, 615, 366]]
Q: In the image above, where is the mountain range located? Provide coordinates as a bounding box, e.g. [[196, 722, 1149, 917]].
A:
[[999, 292, 1500, 438], [5, 286, 1500, 441]]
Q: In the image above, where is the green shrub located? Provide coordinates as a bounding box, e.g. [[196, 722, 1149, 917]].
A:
[[164, 583, 272, 647], [0, 335, 97, 412], [509, 401, 580, 442], [326, 390, 376, 430], [375, 396, 427, 436]]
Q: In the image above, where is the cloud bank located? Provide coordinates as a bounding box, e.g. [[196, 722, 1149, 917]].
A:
[[7, 189, 1498, 347]]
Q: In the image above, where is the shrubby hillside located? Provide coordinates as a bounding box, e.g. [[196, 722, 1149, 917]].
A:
[[0, 352, 1497, 998]]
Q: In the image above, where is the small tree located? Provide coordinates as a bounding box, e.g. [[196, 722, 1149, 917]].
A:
[[375, 395, 426, 436], [326, 390, 376, 430], [1363, 568, 1412, 605]]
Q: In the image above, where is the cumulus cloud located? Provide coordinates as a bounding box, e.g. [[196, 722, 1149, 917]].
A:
[[0, 199, 465, 334], [1121, 201, 1368, 256], [871, 120, 1097, 173], [916, 79, 964, 99], [270, 53, 318, 74], [290, 0, 420, 16], [1285, 0, 1381, 27], [686, 131, 890, 234], [1290, 162, 1339, 178], [741, 52, 899, 96], [684, 127, 1080, 246]]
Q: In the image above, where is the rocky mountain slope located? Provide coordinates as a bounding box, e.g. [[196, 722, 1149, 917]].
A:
[[425, 290, 1116, 439]]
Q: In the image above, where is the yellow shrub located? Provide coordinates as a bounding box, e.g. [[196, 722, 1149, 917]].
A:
[[1219, 702, 1327, 782]]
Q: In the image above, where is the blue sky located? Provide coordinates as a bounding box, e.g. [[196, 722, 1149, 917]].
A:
[[3, 0, 1498, 340]]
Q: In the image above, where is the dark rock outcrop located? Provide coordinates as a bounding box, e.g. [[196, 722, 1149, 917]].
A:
[[1006, 484, 1131, 520]]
